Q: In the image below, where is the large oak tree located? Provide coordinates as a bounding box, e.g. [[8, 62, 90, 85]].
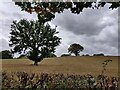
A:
[[9, 19, 61, 65]]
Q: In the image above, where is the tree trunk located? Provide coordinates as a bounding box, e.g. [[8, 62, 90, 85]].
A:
[[34, 61, 38, 66], [75, 51, 78, 56]]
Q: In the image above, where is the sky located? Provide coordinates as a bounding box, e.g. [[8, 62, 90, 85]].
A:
[[0, 1, 119, 57]]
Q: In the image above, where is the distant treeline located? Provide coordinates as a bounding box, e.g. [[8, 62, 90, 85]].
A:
[[93, 53, 104, 56], [61, 53, 105, 57], [0, 50, 13, 59], [0, 49, 105, 59]]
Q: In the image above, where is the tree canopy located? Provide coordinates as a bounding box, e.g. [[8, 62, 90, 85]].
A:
[[14, 1, 120, 23], [9, 19, 61, 65], [68, 43, 84, 56]]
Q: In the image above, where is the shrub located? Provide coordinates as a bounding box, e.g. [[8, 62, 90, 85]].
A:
[[61, 54, 71, 57]]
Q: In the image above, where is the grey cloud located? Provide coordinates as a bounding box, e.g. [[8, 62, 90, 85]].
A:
[[0, 38, 10, 51], [0, 1, 37, 41], [52, 10, 102, 36], [52, 4, 117, 37], [55, 43, 69, 56], [54, 27, 118, 56], [95, 25, 118, 48], [51, 7, 100, 36]]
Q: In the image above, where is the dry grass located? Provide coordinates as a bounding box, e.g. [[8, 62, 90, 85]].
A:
[[1, 56, 119, 76]]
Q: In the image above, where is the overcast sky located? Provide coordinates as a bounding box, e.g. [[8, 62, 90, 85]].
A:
[[0, 1, 119, 56]]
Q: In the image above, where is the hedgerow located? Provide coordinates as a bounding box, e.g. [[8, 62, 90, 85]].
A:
[[2, 71, 118, 90]]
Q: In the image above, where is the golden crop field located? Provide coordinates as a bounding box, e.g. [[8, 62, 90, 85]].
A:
[[1, 56, 119, 76]]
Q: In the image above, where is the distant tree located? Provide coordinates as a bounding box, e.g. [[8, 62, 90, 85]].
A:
[[93, 53, 104, 56], [86, 54, 90, 56], [82, 54, 85, 56], [9, 19, 61, 65], [61, 54, 71, 57], [68, 43, 84, 56], [0, 50, 13, 59]]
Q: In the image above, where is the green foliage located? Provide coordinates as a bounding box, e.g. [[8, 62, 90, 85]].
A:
[[0, 50, 13, 59], [68, 43, 84, 56], [9, 19, 61, 65], [14, 2, 120, 24], [2, 71, 118, 89]]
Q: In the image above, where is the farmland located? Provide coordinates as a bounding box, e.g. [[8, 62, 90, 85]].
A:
[[1, 56, 119, 76]]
